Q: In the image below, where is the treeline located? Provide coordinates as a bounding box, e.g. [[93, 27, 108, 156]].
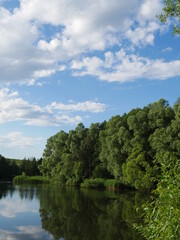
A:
[[0, 155, 41, 180], [40, 98, 180, 190]]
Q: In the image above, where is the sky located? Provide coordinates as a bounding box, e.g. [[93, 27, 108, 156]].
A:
[[0, 0, 179, 159]]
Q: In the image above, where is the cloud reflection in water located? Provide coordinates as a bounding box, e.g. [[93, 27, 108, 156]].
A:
[[0, 225, 62, 240]]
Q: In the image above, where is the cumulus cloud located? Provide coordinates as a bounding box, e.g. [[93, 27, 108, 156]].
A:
[[0, 88, 106, 126], [71, 49, 180, 83], [0, 0, 165, 84]]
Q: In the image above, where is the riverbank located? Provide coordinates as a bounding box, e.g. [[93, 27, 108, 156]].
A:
[[13, 175, 134, 191]]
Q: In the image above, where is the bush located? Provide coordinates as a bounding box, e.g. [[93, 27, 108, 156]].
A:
[[137, 157, 180, 239], [66, 177, 80, 186], [105, 179, 133, 189], [80, 178, 105, 188]]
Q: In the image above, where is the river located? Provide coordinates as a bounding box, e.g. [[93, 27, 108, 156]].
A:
[[0, 183, 145, 240]]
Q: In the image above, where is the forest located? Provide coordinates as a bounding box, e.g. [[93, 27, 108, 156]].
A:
[[39, 98, 180, 190]]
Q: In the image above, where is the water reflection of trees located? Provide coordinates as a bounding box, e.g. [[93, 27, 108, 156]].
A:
[[0, 184, 146, 239], [18, 185, 41, 200], [0, 183, 42, 201], [39, 187, 146, 240], [0, 183, 15, 199]]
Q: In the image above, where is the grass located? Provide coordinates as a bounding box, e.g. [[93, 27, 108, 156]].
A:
[[13, 175, 50, 184]]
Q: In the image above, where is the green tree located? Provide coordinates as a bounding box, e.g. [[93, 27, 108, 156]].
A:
[[0, 155, 9, 180], [158, 0, 180, 34], [40, 131, 69, 177], [122, 147, 154, 190], [99, 115, 123, 179]]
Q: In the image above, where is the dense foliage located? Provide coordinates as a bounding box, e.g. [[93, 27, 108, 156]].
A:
[[138, 156, 180, 239], [40, 98, 180, 190]]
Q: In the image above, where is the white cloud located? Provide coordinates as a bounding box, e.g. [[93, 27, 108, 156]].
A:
[[34, 69, 56, 78], [0, 7, 60, 84], [125, 22, 160, 46], [38, 38, 61, 52], [71, 49, 180, 83], [138, 0, 162, 23], [0, 0, 166, 84], [125, 0, 163, 46], [0, 88, 47, 125], [51, 101, 107, 113], [0, 88, 106, 126], [71, 57, 103, 73], [0, 132, 43, 148], [19, 0, 138, 51]]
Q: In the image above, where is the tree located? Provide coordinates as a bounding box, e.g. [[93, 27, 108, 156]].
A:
[[99, 115, 123, 179], [40, 131, 69, 177], [122, 147, 154, 190], [0, 155, 9, 180], [158, 0, 180, 34]]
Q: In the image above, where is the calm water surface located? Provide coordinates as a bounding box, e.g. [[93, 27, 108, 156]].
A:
[[0, 183, 145, 240]]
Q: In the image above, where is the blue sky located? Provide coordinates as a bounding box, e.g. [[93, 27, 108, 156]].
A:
[[0, 0, 179, 159]]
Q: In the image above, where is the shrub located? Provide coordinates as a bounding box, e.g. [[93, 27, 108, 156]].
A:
[[137, 157, 180, 239], [66, 177, 80, 186]]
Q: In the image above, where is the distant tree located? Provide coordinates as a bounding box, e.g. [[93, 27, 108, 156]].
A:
[[0, 155, 9, 180], [158, 0, 180, 34]]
